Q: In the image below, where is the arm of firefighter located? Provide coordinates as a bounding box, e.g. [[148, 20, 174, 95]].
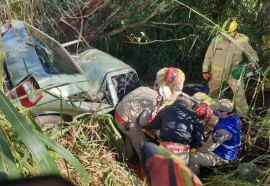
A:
[[138, 108, 153, 127], [190, 120, 205, 149], [202, 39, 215, 73], [198, 129, 232, 153], [243, 38, 259, 64]]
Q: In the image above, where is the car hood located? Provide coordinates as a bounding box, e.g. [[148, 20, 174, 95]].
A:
[[77, 49, 133, 91]]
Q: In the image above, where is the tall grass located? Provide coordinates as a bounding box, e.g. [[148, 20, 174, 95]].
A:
[[0, 0, 269, 185], [0, 90, 90, 185], [47, 113, 145, 185]]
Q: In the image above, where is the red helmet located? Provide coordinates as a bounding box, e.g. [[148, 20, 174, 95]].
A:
[[164, 67, 179, 84], [195, 103, 212, 120]]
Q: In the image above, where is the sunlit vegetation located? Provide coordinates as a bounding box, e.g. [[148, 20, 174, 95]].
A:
[[0, 0, 269, 185]]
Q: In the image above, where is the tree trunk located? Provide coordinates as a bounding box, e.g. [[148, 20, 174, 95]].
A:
[[256, 0, 270, 33]]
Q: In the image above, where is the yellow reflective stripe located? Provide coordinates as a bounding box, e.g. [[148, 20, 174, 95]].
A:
[[212, 66, 223, 72], [202, 65, 209, 71], [235, 105, 249, 110]]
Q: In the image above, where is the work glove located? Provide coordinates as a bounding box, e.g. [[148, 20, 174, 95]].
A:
[[203, 72, 211, 80]]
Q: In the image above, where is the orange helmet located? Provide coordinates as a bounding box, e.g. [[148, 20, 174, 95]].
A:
[[164, 67, 179, 84], [195, 103, 212, 120]]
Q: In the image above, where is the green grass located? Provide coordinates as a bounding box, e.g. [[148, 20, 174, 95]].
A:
[[0, 0, 269, 185]]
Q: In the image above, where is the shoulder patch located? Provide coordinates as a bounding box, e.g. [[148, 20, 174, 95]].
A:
[[215, 129, 224, 138], [211, 129, 223, 143]]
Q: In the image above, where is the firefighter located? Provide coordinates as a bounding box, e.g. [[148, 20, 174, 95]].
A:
[[188, 99, 242, 175], [202, 19, 259, 118], [114, 85, 171, 161], [148, 93, 205, 164], [154, 67, 185, 103]]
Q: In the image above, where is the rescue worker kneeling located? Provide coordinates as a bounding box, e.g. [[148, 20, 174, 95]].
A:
[[115, 85, 171, 161], [147, 93, 205, 164], [188, 99, 242, 175]]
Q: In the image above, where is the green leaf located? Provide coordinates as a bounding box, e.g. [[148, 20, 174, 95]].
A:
[[0, 150, 9, 181], [20, 152, 30, 171], [35, 131, 89, 186], [0, 21, 3, 92], [0, 128, 20, 180], [0, 91, 59, 175]]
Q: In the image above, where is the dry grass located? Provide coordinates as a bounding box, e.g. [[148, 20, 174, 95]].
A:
[[43, 113, 147, 186]]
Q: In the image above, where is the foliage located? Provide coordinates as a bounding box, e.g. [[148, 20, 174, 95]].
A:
[[0, 90, 90, 185], [201, 154, 270, 185], [0, 0, 269, 185], [41, 113, 145, 185]]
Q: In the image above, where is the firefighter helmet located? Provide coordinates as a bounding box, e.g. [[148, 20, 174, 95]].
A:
[[164, 67, 179, 84], [222, 19, 238, 34], [158, 85, 171, 101], [195, 103, 212, 120]]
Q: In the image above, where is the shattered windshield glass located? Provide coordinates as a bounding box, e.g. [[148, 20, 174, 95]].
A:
[[25, 23, 80, 74]]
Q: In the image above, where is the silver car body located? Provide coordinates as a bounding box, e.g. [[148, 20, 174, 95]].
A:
[[3, 20, 139, 118]]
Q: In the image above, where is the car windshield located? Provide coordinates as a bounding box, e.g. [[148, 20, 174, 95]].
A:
[[24, 24, 80, 74]]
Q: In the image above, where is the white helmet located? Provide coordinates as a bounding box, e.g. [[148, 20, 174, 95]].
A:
[[158, 85, 171, 101]]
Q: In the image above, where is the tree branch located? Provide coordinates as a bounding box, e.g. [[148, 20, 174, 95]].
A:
[[104, 5, 161, 37]]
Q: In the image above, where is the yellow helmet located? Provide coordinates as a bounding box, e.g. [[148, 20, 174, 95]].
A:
[[222, 19, 238, 34]]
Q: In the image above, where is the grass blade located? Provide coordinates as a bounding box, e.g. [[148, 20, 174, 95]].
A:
[[0, 128, 20, 180], [0, 90, 59, 175], [35, 131, 89, 186]]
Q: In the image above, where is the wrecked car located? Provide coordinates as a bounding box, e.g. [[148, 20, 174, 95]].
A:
[[2, 20, 140, 124]]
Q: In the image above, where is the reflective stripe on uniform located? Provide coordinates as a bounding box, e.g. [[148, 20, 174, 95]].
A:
[[161, 142, 190, 153], [235, 105, 249, 110], [115, 112, 128, 125], [212, 66, 224, 72], [235, 105, 249, 113], [203, 65, 209, 72], [221, 143, 241, 149]]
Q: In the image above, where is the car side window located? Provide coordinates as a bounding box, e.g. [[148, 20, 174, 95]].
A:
[[25, 24, 80, 74]]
